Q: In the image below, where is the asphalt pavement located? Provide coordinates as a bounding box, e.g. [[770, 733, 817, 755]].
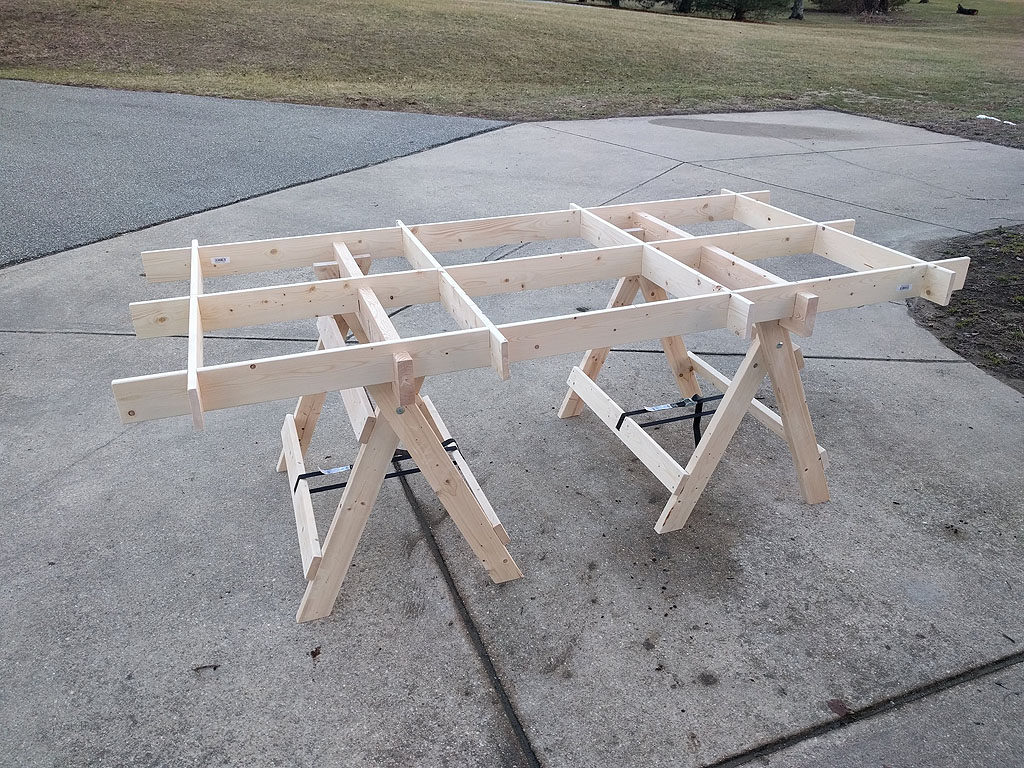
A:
[[0, 80, 506, 266]]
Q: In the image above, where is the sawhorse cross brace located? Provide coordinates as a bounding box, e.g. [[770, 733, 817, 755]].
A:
[[112, 190, 968, 622]]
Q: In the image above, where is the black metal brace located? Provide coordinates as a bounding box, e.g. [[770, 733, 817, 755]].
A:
[[614, 393, 725, 443], [294, 438, 460, 495]]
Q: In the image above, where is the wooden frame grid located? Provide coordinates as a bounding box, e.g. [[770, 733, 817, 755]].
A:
[[111, 190, 969, 622]]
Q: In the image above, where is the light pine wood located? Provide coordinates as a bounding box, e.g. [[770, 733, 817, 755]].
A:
[[557, 275, 642, 419], [698, 245, 785, 289], [369, 381, 523, 585], [501, 293, 732, 363], [418, 395, 510, 544], [447, 244, 641, 297], [638, 278, 702, 398], [687, 351, 828, 468], [780, 291, 819, 337], [296, 411, 401, 622], [341, 388, 377, 444], [588, 191, 768, 230], [730, 191, 813, 229], [129, 221, 870, 339], [737, 261, 967, 323], [656, 336, 769, 533], [113, 192, 976, 625], [112, 256, 968, 425], [634, 212, 693, 241], [409, 209, 579, 253], [642, 244, 727, 298], [392, 352, 416, 407], [143, 227, 406, 282], [130, 267, 436, 338], [276, 339, 329, 473], [567, 367, 687, 491], [755, 321, 830, 504], [186, 240, 205, 430], [813, 226, 923, 272], [281, 413, 323, 580]]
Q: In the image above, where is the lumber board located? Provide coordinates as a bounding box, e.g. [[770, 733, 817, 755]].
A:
[[297, 414, 401, 622], [780, 291, 819, 337], [409, 209, 579, 253], [588, 191, 769, 229], [399, 221, 444, 270], [656, 337, 768, 533], [650, 224, 819, 267], [688, 352, 828, 468], [813, 226, 923, 272], [143, 227, 405, 282], [131, 221, 870, 339], [112, 328, 492, 423], [731, 192, 813, 229], [276, 338, 329, 472], [638, 278, 702, 398], [567, 367, 687, 491], [634, 212, 694, 241], [130, 268, 439, 338], [697, 245, 786, 289], [186, 239, 205, 430], [500, 294, 732, 362], [642, 244, 727, 298], [117, 196, 970, 427], [446, 244, 642, 297], [756, 322, 829, 504], [558, 275, 643, 420], [281, 413, 323, 580], [370, 380, 523, 583], [738, 263, 941, 322], [418, 395, 510, 544]]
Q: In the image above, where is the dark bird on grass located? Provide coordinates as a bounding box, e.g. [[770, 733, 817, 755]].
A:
[[957, 3, 979, 13]]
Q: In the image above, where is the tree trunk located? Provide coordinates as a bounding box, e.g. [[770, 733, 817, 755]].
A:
[[789, 0, 804, 18]]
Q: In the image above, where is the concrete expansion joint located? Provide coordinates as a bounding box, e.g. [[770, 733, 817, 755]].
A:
[[702, 649, 1024, 768]]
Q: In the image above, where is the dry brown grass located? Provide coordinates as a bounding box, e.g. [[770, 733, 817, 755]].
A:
[[1, 0, 1021, 138]]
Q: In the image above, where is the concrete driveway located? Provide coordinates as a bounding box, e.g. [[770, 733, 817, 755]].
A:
[[0, 102, 1022, 767]]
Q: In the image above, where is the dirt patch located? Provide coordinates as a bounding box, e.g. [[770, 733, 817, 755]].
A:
[[908, 116, 1022, 151], [909, 226, 1024, 393]]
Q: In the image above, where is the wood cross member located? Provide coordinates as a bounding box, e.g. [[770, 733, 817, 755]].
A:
[[112, 189, 969, 622]]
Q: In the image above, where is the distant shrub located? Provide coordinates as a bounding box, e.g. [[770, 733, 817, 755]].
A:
[[811, 0, 909, 12], [690, 0, 790, 20], [597, 0, 789, 19]]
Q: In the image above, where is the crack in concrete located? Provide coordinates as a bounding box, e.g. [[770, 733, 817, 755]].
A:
[[393, 467, 543, 768], [691, 162, 975, 235], [539, 123, 980, 234], [701, 649, 1024, 768]]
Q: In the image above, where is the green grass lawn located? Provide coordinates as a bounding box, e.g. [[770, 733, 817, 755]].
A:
[[1, 0, 1021, 133]]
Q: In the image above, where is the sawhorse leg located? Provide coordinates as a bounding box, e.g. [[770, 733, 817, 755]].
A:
[[656, 321, 829, 533], [756, 321, 830, 505], [558, 275, 701, 419], [297, 373, 522, 623]]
